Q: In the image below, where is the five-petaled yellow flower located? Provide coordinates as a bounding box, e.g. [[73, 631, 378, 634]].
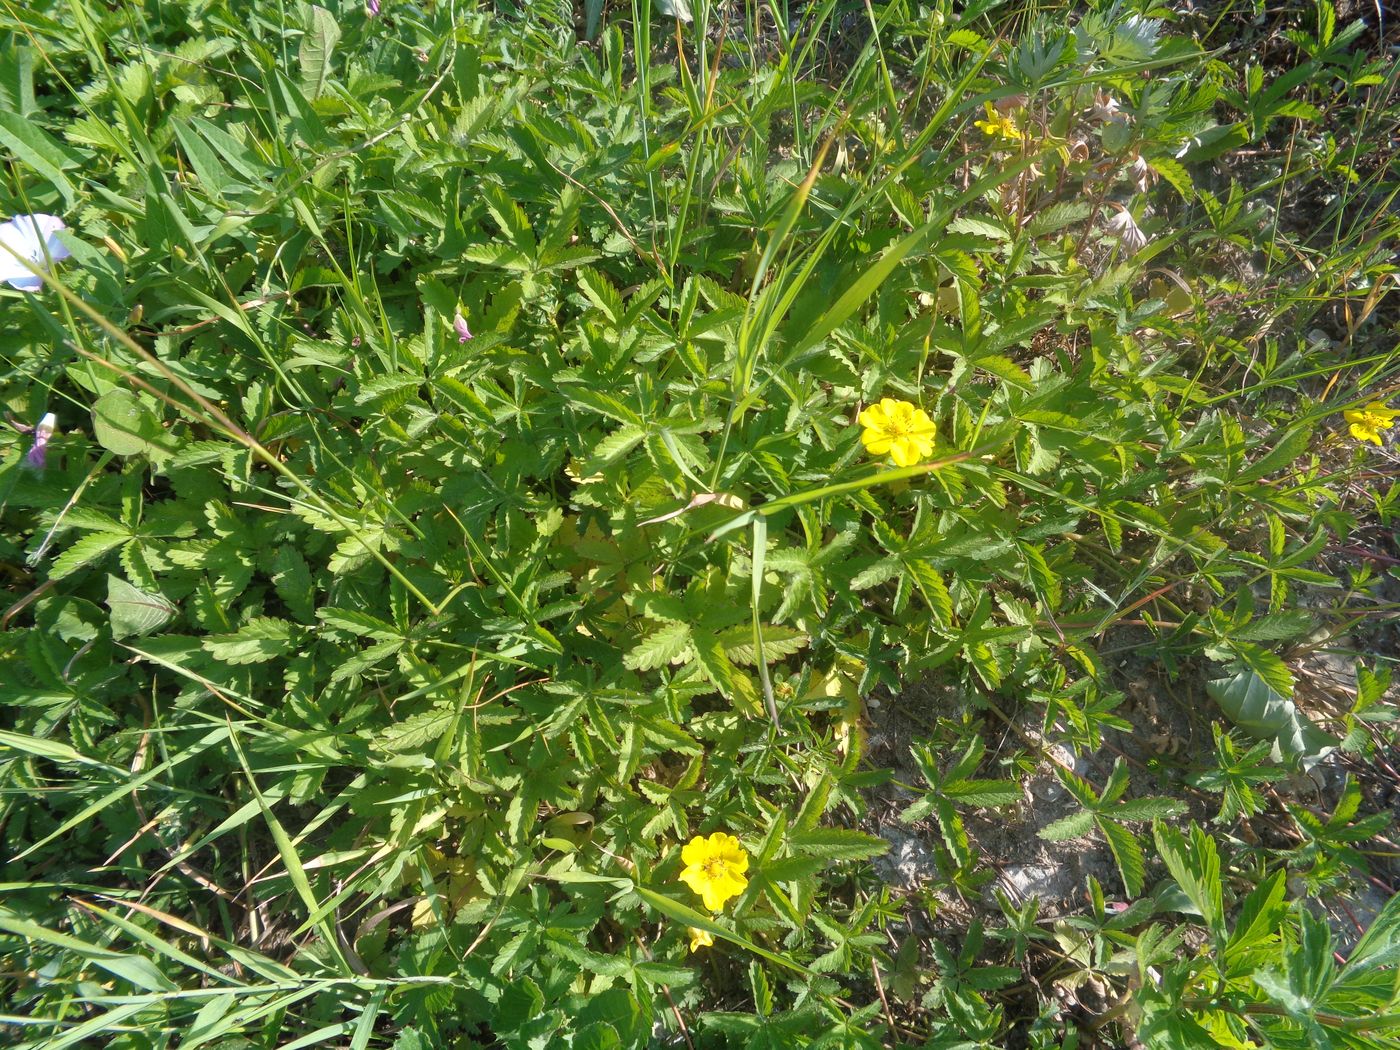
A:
[[688, 927, 715, 952], [858, 398, 937, 467], [679, 832, 749, 912], [1344, 402, 1399, 446], [974, 102, 1022, 142]]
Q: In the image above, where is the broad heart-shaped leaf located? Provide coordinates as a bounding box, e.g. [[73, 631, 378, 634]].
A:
[[91, 389, 175, 458], [1207, 666, 1337, 770], [653, 0, 693, 22], [105, 575, 176, 639], [298, 4, 340, 99]]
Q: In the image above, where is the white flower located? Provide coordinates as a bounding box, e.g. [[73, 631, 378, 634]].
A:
[[1088, 90, 1124, 123], [1128, 155, 1156, 193], [0, 214, 71, 292], [1105, 209, 1148, 253]]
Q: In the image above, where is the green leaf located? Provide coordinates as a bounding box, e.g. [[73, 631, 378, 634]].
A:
[[106, 575, 177, 639], [1111, 797, 1188, 821], [0, 110, 80, 206], [1232, 643, 1295, 696], [624, 621, 692, 671], [1237, 425, 1313, 483], [577, 267, 624, 325], [1026, 200, 1092, 237], [787, 828, 890, 861], [298, 4, 341, 99], [203, 617, 296, 665], [1207, 666, 1337, 769], [1153, 822, 1223, 935], [1147, 155, 1193, 199], [50, 532, 128, 579], [1100, 819, 1145, 898], [633, 886, 811, 975], [1020, 542, 1061, 607], [850, 557, 901, 591], [1038, 810, 1095, 841], [91, 389, 175, 459], [945, 779, 1023, 807], [720, 624, 808, 665]]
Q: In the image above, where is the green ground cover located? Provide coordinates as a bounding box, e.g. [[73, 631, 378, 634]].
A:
[[2, 0, 1399, 1046]]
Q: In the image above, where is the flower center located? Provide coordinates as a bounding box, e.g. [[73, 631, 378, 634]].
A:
[[703, 858, 726, 877], [884, 417, 911, 439]]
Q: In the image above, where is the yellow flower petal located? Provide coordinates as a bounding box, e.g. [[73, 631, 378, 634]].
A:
[[857, 404, 886, 429], [857, 397, 936, 466], [677, 832, 751, 912], [1365, 401, 1399, 421], [688, 927, 714, 952]]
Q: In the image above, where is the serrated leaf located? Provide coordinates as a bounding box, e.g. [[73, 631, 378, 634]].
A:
[[106, 575, 176, 639], [1038, 810, 1095, 841], [585, 425, 646, 471], [720, 624, 808, 665], [787, 828, 890, 861], [354, 374, 423, 409], [374, 705, 456, 752], [972, 353, 1035, 389], [1100, 820, 1145, 898], [1026, 200, 1092, 237], [317, 607, 397, 639], [1232, 611, 1313, 643], [577, 267, 623, 325], [1237, 425, 1312, 483], [49, 532, 128, 579], [624, 621, 692, 671], [945, 216, 1008, 240], [203, 617, 295, 665], [1020, 542, 1061, 607], [850, 557, 902, 591], [1231, 643, 1295, 697], [1147, 155, 1193, 200], [1112, 797, 1187, 821], [946, 779, 1023, 807], [1154, 822, 1223, 935], [271, 548, 316, 623], [905, 559, 954, 625]]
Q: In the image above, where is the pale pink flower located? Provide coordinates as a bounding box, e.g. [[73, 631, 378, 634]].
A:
[[1105, 209, 1148, 253], [26, 412, 56, 471]]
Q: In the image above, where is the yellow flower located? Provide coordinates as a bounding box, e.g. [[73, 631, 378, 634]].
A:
[[858, 398, 936, 467], [1344, 402, 1400, 446], [974, 102, 1022, 142], [678, 832, 749, 912], [688, 927, 715, 952]]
